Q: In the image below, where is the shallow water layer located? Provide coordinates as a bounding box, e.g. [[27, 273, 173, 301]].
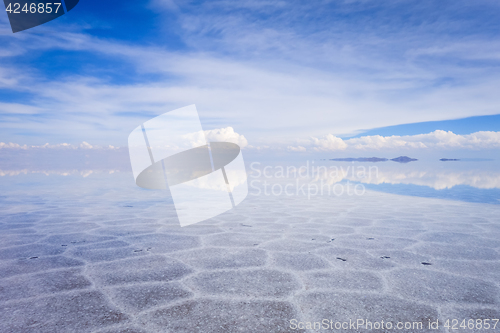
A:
[[0, 162, 499, 332]]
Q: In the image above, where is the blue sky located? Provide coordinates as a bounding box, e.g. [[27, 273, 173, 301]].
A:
[[1, 0, 500, 152], [350, 114, 500, 138]]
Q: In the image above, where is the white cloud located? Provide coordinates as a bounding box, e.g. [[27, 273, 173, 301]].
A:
[[204, 127, 248, 148], [287, 130, 500, 152], [181, 127, 248, 148], [0, 142, 28, 149], [311, 134, 348, 152], [287, 145, 306, 152]]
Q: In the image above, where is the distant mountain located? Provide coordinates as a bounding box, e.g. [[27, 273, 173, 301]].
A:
[[440, 158, 460, 161], [391, 156, 418, 163]]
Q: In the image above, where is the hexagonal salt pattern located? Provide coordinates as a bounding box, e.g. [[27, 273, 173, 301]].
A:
[[0, 175, 499, 332]]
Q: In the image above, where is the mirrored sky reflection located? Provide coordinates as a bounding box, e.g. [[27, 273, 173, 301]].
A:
[[1, 157, 499, 205], [247, 159, 500, 205]]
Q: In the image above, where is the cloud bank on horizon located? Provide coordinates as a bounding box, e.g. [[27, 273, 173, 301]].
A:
[[2, 129, 500, 153], [290, 130, 500, 152], [0, 0, 500, 150]]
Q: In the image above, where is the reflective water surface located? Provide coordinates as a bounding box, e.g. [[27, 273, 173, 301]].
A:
[[1, 156, 500, 204], [1, 154, 499, 332]]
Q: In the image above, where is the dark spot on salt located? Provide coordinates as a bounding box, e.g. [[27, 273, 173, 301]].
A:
[[336, 257, 347, 261], [367, 238, 375, 240], [61, 244, 67, 246], [29, 256, 38, 259], [134, 249, 143, 252], [421, 262, 432, 266], [380, 256, 390, 259]]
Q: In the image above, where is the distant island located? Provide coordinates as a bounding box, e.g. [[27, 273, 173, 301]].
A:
[[440, 158, 460, 161], [390, 156, 418, 163], [330, 156, 418, 163]]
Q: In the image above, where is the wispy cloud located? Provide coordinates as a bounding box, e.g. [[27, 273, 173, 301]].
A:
[[0, 141, 119, 150], [1, 0, 500, 146], [0, 169, 122, 177]]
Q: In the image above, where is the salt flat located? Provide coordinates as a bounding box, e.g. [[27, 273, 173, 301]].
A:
[[0, 173, 499, 333]]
